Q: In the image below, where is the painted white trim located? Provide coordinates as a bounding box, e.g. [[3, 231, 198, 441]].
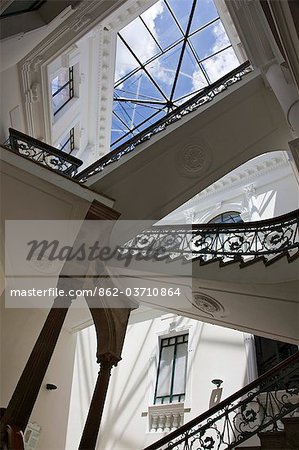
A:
[[243, 333, 258, 383]]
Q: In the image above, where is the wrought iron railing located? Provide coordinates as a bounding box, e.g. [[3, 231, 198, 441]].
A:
[[4, 128, 82, 177], [144, 351, 299, 450], [118, 210, 299, 267], [76, 61, 253, 182]]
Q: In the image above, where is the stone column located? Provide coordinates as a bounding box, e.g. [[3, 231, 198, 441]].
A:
[[79, 285, 137, 450], [265, 62, 299, 136], [225, 0, 299, 136], [0, 200, 120, 448], [78, 353, 120, 450]]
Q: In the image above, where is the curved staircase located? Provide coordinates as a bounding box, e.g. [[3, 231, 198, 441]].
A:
[[143, 352, 299, 450]]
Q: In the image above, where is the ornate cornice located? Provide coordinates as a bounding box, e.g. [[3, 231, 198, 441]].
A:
[[18, 0, 159, 158], [18, 0, 129, 139], [196, 152, 288, 201]]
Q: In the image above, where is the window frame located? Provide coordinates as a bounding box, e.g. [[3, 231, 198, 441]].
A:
[[208, 211, 244, 224], [154, 333, 189, 405], [59, 128, 75, 154], [52, 66, 74, 116], [254, 336, 298, 377]]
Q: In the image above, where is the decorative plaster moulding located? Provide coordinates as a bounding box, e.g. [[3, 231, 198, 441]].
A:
[[192, 292, 227, 319], [148, 403, 186, 432], [224, 0, 282, 71], [195, 151, 288, 201], [18, 0, 161, 158], [176, 144, 212, 179]]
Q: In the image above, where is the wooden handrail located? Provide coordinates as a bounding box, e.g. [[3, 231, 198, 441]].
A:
[[144, 351, 299, 450]]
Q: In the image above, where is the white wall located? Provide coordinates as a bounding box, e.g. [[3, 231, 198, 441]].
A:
[[0, 150, 114, 449], [159, 151, 298, 225], [66, 315, 248, 450], [0, 296, 77, 450], [0, 65, 26, 142]]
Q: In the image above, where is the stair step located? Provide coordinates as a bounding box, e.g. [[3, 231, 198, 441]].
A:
[[258, 430, 285, 449]]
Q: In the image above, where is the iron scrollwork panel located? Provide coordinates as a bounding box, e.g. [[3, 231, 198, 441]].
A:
[[7, 128, 82, 177], [119, 212, 299, 265], [155, 356, 299, 450]]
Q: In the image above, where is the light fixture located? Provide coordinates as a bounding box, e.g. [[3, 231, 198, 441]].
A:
[[46, 383, 57, 390], [211, 379, 223, 388]]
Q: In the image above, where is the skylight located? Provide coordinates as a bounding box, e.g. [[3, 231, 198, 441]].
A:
[[111, 0, 240, 150]]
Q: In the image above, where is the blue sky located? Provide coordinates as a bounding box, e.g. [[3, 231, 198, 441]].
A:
[[111, 0, 240, 149]]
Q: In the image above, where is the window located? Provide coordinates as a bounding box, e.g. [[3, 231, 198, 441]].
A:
[[51, 67, 74, 115], [58, 128, 75, 154], [154, 333, 188, 404], [254, 336, 298, 391], [203, 211, 244, 260], [254, 336, 298, 377], [209, 211, 243, 224]]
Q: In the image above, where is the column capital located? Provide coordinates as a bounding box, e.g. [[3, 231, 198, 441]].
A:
[[243, 183, 256, 200], [98, 352, 121, 369]]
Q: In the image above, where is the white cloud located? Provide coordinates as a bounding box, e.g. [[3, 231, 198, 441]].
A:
[[192, 20, 239, 88], [115, 2, 164, 83], [141, 0, 164, 37], [115, 1, 179, 90], [115, 3, 240, 99], [192, 68, 208, 91]]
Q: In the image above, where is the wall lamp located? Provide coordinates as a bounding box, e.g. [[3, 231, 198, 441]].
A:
[[211, 379, 223, 388], [46, 383, 57, 391]]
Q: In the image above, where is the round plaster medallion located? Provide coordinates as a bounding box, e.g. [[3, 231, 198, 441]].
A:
[[192, 292, 225, 318], [176, 144, 212, 178]]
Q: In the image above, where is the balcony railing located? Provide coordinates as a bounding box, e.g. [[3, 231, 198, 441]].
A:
[[76, 61, 253, 182], [118, 210, 299, 267], [144, 351, 299, 450], [2, 63, 252, 182], [4, 128, 82, 177]]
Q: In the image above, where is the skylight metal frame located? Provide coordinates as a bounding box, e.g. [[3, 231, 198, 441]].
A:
[[112, 0, 240, 149]]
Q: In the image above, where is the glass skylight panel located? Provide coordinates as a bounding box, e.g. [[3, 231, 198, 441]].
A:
[[189, 0, 219, 33], [111, 114, 132, 146], [173, 46, 208, 102], [141, 2, 181, 50], [189, 20, 230, 61], [114, 39, 140, 83], [112, 0, 242, 149], [111, 109, 166, 149], [166, 0, 194, 32], [119, 17, 160, 64], [146, 43, 184, 99], [115, 71, 165, 102], [202, 47, 239, 82]]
